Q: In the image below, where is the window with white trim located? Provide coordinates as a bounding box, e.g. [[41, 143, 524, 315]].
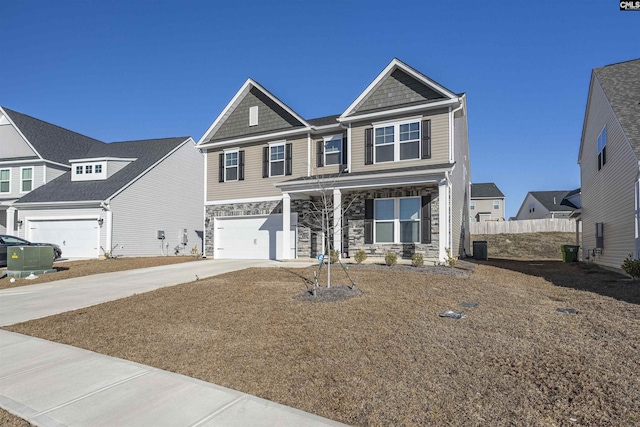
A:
[[324, 135, 342, 166], [225, 150, 239, 182], [270, 143, 285, 176], [597, 126, 607, 170], [374, 197, 420, 243], [493, 200, 500, 210], [95, 164, 102, 174], [470, 200, 476, 210], [374, 120, 420, 163], [85, 165, 93, 174], [21, 167, 33, 192], [0, 169, 9, 193], [76, 166, 83, 175]]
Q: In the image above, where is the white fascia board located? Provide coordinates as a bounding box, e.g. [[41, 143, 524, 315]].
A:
[[340, 59, 459, 119], [338, 98, 460, 124], [197, 79, 309, 146], [578, 73, 596, 164], [14, 200, 103, 208], [0, 159, 70, 169], [0, 106, 45, 161], [196, 127, 311, 150], [275, 167, 452, 193], [69, 157, 137, 163], [106, 137, 193, 202], [310, 123, 342, 132], [205, 195, 283, 206]]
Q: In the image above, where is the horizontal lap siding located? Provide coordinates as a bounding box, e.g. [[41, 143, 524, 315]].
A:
[[349, 109, 449, 173], [581, 79, 636, 269], [311, 131, 344, 176], [111, 142, 204, 257], [206, 136, 308, 202], [451, 109, 470, 257]]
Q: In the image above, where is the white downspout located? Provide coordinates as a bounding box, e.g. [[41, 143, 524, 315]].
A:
[[307, 132, 311, 177], [101, 201, 112, 256]]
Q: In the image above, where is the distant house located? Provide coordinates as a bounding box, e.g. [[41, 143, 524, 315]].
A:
[[1, 107, 203, 258], [578, 58, 640, 270], [515, 191, 575, 220], [470, 183, 505, 222]]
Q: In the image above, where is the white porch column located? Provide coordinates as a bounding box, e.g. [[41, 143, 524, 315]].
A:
[[282, 193, 291, 260], [6, 207, 16, 234], [438, 178, 450, 263], [333, 189, 342, 257]]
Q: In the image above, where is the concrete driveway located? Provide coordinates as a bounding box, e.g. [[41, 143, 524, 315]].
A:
[[0, 258, 348, 427], [0, 259, 311, 326]]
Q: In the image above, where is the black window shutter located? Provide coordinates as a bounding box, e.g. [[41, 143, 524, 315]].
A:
[[285, 143, 292, 175], [421, 195, 432, 244], [422, 120, 431, 159], [364, 198, 374, 244], [317, 140, 324, 168], [262, 147, 269, 178], [365, 128, 373, 165], [602, 145, 607, 167], [218, 153, 224, 183], [341, 135, 348, 171], [238, 150, 245, 181]]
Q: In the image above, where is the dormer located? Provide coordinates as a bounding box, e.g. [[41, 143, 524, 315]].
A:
[[70, 157, 136, 181]]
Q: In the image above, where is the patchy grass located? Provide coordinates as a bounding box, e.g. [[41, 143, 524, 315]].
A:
[[5, 262, 639, 426], [0, 257, 200, 290], [471, 232, 579, 260]]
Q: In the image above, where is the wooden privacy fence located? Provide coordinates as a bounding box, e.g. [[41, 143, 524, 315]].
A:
[[470, 218, 577, 235]]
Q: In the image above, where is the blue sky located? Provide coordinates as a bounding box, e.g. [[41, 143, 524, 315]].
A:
[[1, 1, 637, 218]]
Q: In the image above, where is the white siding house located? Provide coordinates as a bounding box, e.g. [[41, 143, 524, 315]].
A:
[[578, 59, 640, 270]]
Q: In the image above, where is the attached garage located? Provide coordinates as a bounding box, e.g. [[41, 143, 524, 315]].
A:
[[28, 219, 100, 258], [214, 214, 297, 260]]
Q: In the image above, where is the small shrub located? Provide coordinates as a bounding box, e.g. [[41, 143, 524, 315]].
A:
[[354, 249, 367, 264], [621, 254, 640, 280], [100, 244, 120, 259], [385, 251, 397, 267], [444, 247, 457, 267], [329, 249, 339, 264], [190, 245, 201, 258], [411, 253, 424, 267]]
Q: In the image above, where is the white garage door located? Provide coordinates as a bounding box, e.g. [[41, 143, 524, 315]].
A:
[[29, 219, 99, 258], [215, 214, 296, 260]]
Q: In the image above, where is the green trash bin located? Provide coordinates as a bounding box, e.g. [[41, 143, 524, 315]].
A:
[[561, 245, 579, 262]]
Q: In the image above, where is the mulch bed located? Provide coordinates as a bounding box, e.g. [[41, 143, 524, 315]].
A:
[[4, 261, 640, 426]]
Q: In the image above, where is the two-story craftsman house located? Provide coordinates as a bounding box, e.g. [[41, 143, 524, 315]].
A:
[[197, 59, 471, 262]]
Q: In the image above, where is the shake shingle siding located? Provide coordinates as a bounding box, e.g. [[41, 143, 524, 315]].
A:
[[354, 69, 446, 114], [211, 88, 305, 142], [580, 77, 636, 269]]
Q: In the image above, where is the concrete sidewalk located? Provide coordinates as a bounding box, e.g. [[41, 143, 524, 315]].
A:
[[0, 259, 346, 426], [0, 330, 346, 426]]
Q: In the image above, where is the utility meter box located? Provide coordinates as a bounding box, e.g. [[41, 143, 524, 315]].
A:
[[157, 230, 165, 239], [6, 246, 56, 278]]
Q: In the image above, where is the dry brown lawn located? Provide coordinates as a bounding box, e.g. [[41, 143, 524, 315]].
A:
[[5, 260, 639, 426], [0, 256, 199, 290], [0, 408, 33, 427]]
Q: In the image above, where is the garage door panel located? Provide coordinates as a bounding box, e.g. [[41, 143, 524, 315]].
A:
[[215, 214, 296, 260], [29, 220, 99, 258]]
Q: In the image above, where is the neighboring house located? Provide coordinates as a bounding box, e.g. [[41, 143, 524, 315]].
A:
[[515, 191, 575, 220], [470, 182, 505, 222], [196, 59, 471, 262], [578, 58, 640, 270], [561, 188, 582, 248], [0, 107, 203, 258]]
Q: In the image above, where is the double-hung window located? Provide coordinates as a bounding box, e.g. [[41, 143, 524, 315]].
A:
[[470, 200, 476, 210], [374, 120, 421, 163], [0, 169, 9, 193], [20, 167, 33, 192], [374, 197, 421, 243], [324, 135, 342, 166], [225, 151, 238, 181], [493, 200, 500, 210], [598, 126, 607, 170], [270, 144, 285, 177]]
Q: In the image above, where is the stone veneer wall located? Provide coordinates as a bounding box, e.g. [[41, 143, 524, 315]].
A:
[[344, 185, 439, 259], [204, 199, 313, 258]]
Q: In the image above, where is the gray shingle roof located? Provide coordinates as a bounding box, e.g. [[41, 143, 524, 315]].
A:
[[307, 115, 340, 127], [16, 137, 190, 204], [593, 58, 640, 158], [530, 191, 575, 212], [471, 183, 504, 198], [2, 107, 104, 163]]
